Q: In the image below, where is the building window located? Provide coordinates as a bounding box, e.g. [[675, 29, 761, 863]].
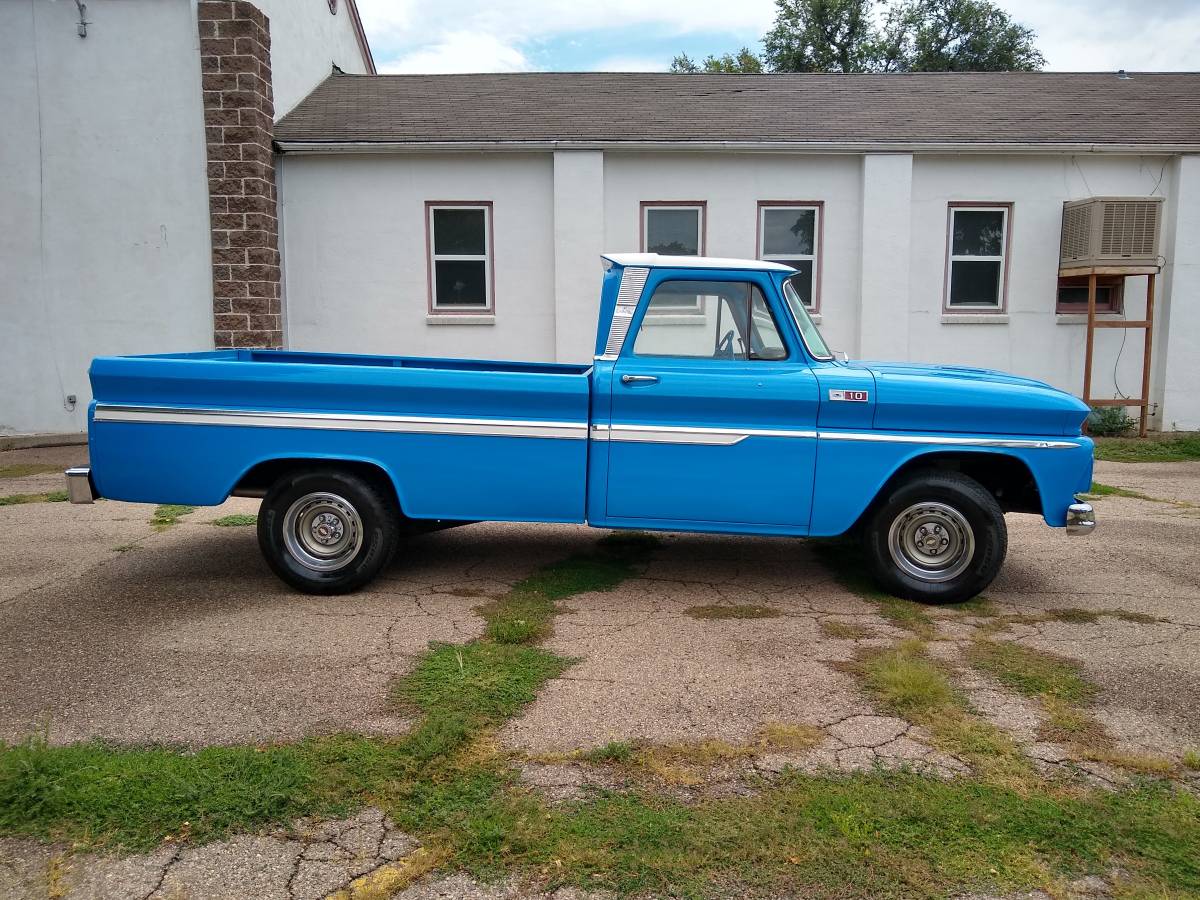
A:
[[427, 202, 493, 313], [642, 203, 705, 256], [1057, 275, 1124, 314], [945, 204, 1011, 310], [640, 202, 705, 313], [758, 202, 821, 310]]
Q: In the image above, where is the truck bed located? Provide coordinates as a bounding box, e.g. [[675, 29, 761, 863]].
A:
[[88, 350, 594, 522]]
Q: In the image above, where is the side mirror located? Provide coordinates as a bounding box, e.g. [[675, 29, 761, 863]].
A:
[[832, 350, 849, 363]]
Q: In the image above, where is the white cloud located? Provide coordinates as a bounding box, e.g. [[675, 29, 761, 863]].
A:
[[590, 56, 673, 72], [355, 0, 1200, 74], [378, 32, 531, 74], [977, 0, 1200, 70]]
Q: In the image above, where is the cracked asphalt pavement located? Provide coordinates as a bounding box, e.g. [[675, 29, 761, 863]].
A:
[[1, 446, 1199, 898]]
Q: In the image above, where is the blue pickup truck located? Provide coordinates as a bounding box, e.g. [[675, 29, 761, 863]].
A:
[[66, 254, 1095, 602]]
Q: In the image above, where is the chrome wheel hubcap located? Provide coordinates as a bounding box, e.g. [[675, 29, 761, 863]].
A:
[[282, 492, 363, 573], [887, 501, 974, 583]]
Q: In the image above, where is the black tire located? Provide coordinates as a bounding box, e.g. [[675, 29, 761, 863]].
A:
[[862, 469, 1006, 604], [257, 467, 400, 595]]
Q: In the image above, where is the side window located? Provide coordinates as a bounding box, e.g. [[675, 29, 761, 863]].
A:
[[427, 202, 493, 313], [945, 204, 1010, 309], [632, 280, 787, 361]]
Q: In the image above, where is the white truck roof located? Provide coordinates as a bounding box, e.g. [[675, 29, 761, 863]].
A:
[[601, 253, 797, 273]]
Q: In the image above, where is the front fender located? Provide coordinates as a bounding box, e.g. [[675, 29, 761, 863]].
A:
[[809, 433, 1094, 536]]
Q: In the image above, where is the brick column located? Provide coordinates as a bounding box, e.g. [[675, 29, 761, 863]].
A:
[[198, 1, 282, 349]]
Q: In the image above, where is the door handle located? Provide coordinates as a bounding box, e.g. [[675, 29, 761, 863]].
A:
[[620, 374, 659, 385]]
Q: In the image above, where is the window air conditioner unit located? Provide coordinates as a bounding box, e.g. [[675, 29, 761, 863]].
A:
[[1059, 196, 1164, 271]]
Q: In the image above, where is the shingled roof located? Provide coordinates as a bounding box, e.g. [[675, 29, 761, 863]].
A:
[[274, 71, 1200, 151]]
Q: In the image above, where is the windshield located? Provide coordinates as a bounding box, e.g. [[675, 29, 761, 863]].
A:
[[782, 277, 832, 360]]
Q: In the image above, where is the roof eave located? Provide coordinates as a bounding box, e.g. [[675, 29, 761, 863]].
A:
[[274, 139, 1200, 155]]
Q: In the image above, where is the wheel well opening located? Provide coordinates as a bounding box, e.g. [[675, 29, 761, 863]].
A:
[[232, 458, 402, 513], [877, 452, 1041, 516]]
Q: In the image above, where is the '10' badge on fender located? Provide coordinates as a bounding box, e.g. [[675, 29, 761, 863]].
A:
[[829, 389, 869, 402]]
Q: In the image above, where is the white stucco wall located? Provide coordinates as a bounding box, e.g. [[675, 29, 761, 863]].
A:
[[601, 152, 864, 359], [280, 153, 557, 361], [1155, 154, 1200, 431], [908, 154, 1171, 406], [0, 0, 213, 436], [277, 147, 1197, 428], [255, 0, 371, 118]]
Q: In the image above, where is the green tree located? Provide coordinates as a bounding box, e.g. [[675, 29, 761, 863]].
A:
[[675, 0, 1043, 74], [670, 47, 764, 73], [881, 0, 1045, 72], [763, 0, 877, 73]]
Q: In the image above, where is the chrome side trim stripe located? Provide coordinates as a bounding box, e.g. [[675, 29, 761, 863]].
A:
[[593, 423, 817, 445], [817, 431, 1080, 450], [94, 404, 587, 440], [595, 424, 1079, 449], [95, 404, 1080, 450]]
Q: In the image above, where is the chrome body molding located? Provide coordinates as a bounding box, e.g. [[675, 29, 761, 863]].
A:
[[64, 467, 95, 504], [599, 266, 650, 360], [93, 404, 588, 441], [94, 404, 1081, 451], [1066, 501, 1096, 535], [817, 431, 1081, 450], [592, 423, 817, 446]]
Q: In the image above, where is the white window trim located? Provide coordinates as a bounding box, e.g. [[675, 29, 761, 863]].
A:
[[758, 205, 820, 309], [642, 204, 705, 314], [428, 203, 493, 314], [946, 205, 1009, 311]]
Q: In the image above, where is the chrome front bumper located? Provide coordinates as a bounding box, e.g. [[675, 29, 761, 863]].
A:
[[1066, 501, 1095, 535], [64, 467, 96, 504]]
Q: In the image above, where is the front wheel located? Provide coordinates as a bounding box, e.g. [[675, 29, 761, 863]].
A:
[[258, 467, 400, 595], [862, 470, 1006, 604]]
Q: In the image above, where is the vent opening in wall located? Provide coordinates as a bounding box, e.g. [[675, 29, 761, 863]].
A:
[[1059, 197, 1163, 270]]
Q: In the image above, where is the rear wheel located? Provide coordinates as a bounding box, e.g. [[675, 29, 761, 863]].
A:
[[863, 470, 1006, 604], [258, 467, 399, 595]]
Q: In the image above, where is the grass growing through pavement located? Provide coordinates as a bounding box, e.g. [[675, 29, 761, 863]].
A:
[[0, 463, 63, 479], [150, 504, 195, 531], [212, 513, 256, 527], [3, 532, 1200, 895], [817, 620, 874, 640], [475, 532, 655, 645], [1094, 433, 1200, 463], [0, 490, 68, 506], [966, 638, 1178, 776], [849, 640, 1029, 782], [967, 640, 1097, 705], [812, 540, 937, 638], [1087, 481, 1156, 501]]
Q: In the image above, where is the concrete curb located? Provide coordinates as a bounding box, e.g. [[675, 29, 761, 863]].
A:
[[0, 432, 87, 452]]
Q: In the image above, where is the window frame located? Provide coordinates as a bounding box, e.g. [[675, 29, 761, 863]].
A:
[[942, 202, 1013, 313], [425, 200, 495, 316], [640, 201, 706, 257], [630, 277, 791, 363], [1056, 274, 1124, 315], [756, 201, 823, 313], [639, 202, 708, 315]]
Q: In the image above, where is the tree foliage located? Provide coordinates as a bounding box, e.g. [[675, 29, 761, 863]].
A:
[[762, 0, 877, 73], [670, 47, 764, 74], [673, 0, 1044, 74]]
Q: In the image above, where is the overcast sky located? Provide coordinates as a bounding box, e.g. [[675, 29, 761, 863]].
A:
[[353, 0, 1199, 75]]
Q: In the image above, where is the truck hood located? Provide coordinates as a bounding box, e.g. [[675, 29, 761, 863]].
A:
[[850, 360, 1090, 437]]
